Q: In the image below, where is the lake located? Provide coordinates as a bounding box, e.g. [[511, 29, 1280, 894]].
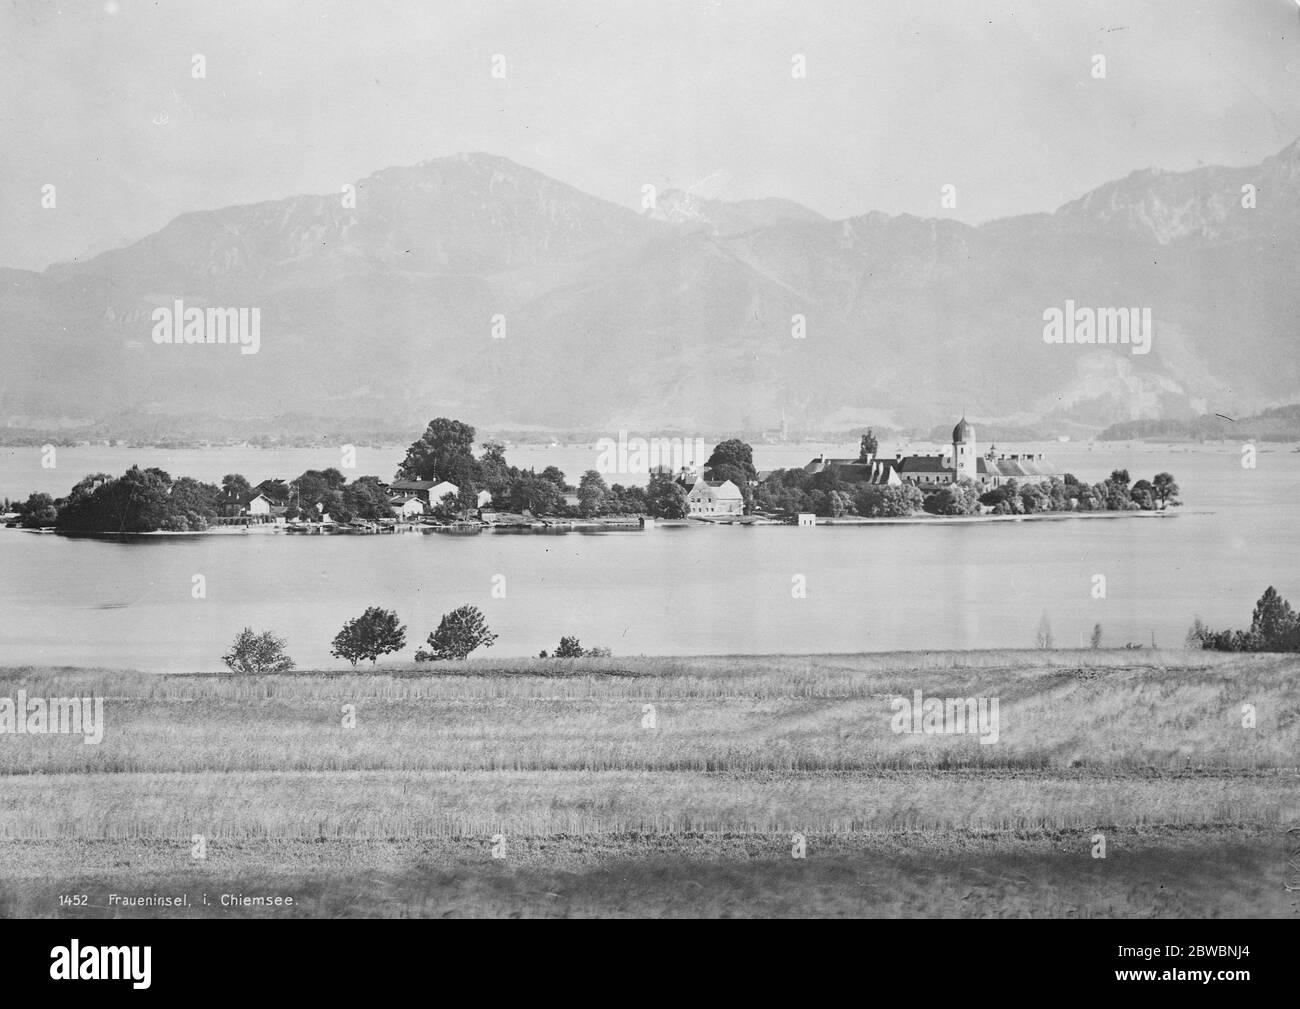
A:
[[1, 441, 1295, 671]]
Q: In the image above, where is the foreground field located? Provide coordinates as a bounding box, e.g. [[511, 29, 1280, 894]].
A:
[[0, 650, 1296, 917]]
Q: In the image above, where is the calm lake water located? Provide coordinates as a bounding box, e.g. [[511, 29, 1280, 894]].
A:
[[1, 442, 1295, 671]]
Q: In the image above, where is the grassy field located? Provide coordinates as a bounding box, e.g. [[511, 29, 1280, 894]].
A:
[[0, 650, 1296, 917]]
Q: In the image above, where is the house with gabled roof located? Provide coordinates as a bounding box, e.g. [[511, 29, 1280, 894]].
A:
[[389, 479, 459, 505], [686, 477, 744, 516]]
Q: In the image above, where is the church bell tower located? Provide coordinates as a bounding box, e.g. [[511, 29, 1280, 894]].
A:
[[952, 416, 976, 482]]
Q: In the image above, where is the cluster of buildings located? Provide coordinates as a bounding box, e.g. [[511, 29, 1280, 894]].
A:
[[666, 417, 1055, 519], [240, 478, 492, 526], [801, 418, 1057, 492]]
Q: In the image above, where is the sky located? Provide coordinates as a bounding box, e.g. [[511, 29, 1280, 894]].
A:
[[2, 0, 1299, 271]]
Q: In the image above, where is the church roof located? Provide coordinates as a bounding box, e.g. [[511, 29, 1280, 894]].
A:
[[952, 416, 974, 444], [978, 457, 1060, 478], [899, 455, 952, 474]]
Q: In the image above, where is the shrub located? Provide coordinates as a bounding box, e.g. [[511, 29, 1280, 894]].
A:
[[222, 628, 295, 675]]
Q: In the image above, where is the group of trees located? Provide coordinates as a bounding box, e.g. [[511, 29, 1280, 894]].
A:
[[538, 635, 612, 658], [1188, 586, 1300, 652], [224, 604, 615, 673], [327, 603, 499, 665], [13, 467, 225, 533], [981, 470, 1179, 516], [9, 465, 414, 533], [753, 465, 1180, 519], [755, 467, 928, 517]]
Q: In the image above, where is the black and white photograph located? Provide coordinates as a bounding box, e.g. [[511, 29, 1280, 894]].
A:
[[0, 0, 1296, 944]]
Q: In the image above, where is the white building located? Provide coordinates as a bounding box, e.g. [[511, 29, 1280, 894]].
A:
[[389, 495, 425, 519], [686, 477, 744, 516]]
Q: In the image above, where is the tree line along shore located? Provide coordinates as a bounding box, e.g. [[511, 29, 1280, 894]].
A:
[[3, 418, 1179, 533]]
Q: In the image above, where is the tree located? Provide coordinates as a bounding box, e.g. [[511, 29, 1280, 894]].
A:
[[222, 628, 295, 675], [415, 605, 498, 661], [1045, 478, 1071, 512], [398, 418, 479, 486], [57, 465, 172, 533], [221, 474, 252, 514], [163, 474, 222, 531], [293, 469, 348, 514], [1152, 472, 1180, 510], [16, 492, 58, 528], [645, 472, 689, 518], [1090, 623, 1103, 649], [852, 483, 923, 518], [170, 476, 221, 518], [430, 490, 460, 522], [1250, 586, 1298, 647], [1018, 483, 1047, 514], [507, 473, 562, 515], [705, 439, 757, 481], [457, 482, 482, 514], [858, 429, 879, 462], [1098, 479, 1134, 511], [539, 465, 570, 491], [331, 607, 407, 667], [477, 441, 513, 500], [924, 479, 981, 516], [1130, 479, 1155, 510], [824, 489, 854, 517], [577, 470, 609, 517], [554, 635, 585, 657], [343, 476, 391, 521], [1109, 469, 1131, 490], [1035, 613, 1054, 649], [1188, 587, 1300, 652]]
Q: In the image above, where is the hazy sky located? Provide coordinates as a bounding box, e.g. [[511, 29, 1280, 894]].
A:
[[2, 0, 1298, 271]]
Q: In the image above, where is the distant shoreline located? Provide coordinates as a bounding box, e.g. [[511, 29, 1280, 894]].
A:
[[6, 508, 1183, 538]]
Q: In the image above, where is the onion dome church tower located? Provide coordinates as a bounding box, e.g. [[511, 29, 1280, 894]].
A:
[[952, 416, 976, 482]]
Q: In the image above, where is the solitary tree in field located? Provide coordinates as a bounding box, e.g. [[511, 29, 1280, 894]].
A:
[[1090, 623, 1103, 649], [1035, 613, 1055, 650], [222, 628, 295, 675], [415, 605, 498, 661], [553, 635, 585, 658], [331, 607, 407, 667]]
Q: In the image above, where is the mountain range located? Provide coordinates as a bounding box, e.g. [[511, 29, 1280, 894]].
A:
[[5, 138, 1300, 436]]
